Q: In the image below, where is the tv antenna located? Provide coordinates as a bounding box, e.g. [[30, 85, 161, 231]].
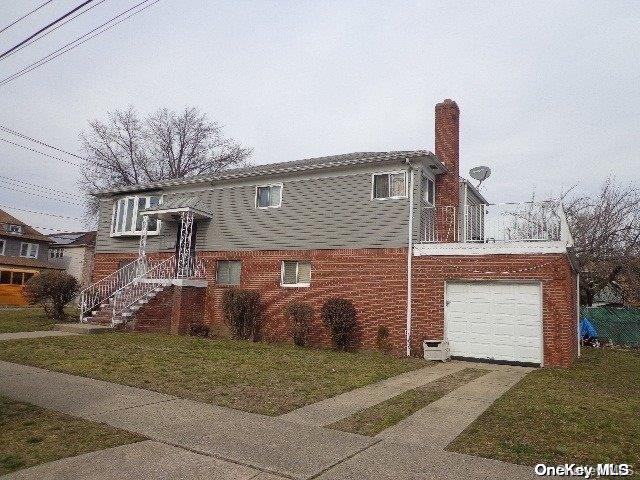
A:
[[469, 166, 491, 188]]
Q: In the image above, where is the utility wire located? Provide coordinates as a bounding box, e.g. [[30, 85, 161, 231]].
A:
[[0, 125, 87, 160], [0, 0, 109, 62], [0, 0, 160, 87], [0, 182, 83, 206], [0, 138, 82, 167], [0, 203, 83, 221], [0, 1, 54, 35], [0, 175, 83, 200], [0, 0, 94, 60]]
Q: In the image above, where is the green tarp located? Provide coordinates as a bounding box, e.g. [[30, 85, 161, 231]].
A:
[[580, 306, 640, 347]]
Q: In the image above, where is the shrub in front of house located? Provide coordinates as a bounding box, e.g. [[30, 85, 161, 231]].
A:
[[221, 288, 262, 341], [23, 271, 79, 322], [285, 301, 313, 347], [321, 297, 357, 351], [189, 323, 210, 338]]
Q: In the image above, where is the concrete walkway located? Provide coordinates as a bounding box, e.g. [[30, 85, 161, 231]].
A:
[[0, 330, 77, 341], [279, 361, 468, 426], [0, 360, 539, 480], [378, 364, 532, 448]]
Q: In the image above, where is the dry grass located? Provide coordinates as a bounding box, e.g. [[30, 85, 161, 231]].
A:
[[0, 332, 427, 415], [330, 367, 489, 436], [448, 348, 640, 475], [0, 395, 144, 475]]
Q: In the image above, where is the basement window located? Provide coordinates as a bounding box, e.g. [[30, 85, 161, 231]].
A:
[[216, 260, 241, 285], [372, 172, 407, 199], [281, 261, 311, 287]]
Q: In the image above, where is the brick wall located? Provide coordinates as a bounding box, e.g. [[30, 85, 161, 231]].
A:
[[92, 249, 577, 366], [434, 99, 460, 242]]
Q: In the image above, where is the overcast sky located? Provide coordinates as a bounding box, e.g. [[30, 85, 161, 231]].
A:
[[0, 0, 638, 232]]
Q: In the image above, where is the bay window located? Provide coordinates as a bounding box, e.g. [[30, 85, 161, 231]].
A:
[[111, 195, 162, 236]]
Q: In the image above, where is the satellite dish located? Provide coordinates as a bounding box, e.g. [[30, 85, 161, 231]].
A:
[[469, 166, 491, 187]]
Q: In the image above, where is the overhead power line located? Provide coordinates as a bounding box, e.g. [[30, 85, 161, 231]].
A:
[[0, 0, 109, 62], [0, 182, 83, 206], [0, 0, 95, 60], [0, 203, 83, 221], [0, 125, 86, 160], [0, 0, 161, 87], [0, 1, 54, 35], [0, 175, 83, 200], [0, 137, 82, 167]]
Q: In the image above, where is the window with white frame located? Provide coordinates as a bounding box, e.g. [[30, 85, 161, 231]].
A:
[[216, 260, 241, 285], [6, 224, 22, 234], [255, 184, 282, 208], [20, 242, 39, 258], [111, 195, 162, 236], [281, 260, 311, 287], [422, 175, 435, 205], [372, 172, 407, 199], [50, 248, 63, 259], [0, 239, 4, 255]]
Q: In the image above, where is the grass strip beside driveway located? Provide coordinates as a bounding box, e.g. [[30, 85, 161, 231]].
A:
[[330, 367, 489, 436], [0, 395, 144, 475], [0, 333, 426, 416], [448, 348, 640, 472]]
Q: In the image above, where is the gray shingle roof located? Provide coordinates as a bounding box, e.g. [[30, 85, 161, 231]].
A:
[[94, 150, 440, 196]]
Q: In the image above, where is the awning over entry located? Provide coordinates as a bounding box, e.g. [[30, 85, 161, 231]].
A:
[[140, 196, 213, 221]]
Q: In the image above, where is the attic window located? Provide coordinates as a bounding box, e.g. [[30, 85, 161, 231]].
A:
[[6, 224, 21, 234]]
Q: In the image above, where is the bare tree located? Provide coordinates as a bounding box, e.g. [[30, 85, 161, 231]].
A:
[[79, 106, 252, 219], [563, 178, 640, 305]]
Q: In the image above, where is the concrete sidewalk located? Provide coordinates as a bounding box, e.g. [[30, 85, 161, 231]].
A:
[[2, 441, 282, 480], [0, 330, 77, 341]]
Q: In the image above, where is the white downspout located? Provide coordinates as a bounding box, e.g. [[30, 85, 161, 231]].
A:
[[406, 161, 415, 356]]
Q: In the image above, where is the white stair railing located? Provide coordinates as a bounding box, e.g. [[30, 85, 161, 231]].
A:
[[78, 257, 149, 321]]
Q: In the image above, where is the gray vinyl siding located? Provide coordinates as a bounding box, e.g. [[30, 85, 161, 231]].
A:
[[95, 162, 424, 253], [0, 237, 50, 261]]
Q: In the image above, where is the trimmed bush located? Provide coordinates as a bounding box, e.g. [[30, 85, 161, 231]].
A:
[[23, 271, 78, 322], [321, 297, 357, 351], [285, 302, 313, 347], [376, 325, 390, 352], [220, 288, 262, 341], [189, 323, 210, 338]]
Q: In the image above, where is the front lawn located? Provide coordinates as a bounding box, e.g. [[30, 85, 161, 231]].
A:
[[448, 348, 640, 471], [0, 333, 426, 415], [0, 308, 55, 333], [0, 395, 144, 475]]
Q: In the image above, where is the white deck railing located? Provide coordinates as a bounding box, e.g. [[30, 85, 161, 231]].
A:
[[420, 202, 565, 243]]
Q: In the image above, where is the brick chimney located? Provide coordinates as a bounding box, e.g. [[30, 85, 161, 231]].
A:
[[434, 99, 460, 241]]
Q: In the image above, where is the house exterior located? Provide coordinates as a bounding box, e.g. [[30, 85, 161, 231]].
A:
[[0, 209, 63, 305], [85, 99, 579, 367], [48, 231, 96, 287]]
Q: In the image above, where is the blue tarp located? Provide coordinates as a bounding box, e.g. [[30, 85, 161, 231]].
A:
[[580, 318, 598, 340]]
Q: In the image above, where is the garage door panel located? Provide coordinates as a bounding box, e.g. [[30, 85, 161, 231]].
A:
[[445, 282, 542, 364]]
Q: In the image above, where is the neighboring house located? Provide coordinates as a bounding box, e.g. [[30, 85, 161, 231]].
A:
[[0, 209, 63, 306], [83, 99, 579, 367], [47, 231, 96, 287]]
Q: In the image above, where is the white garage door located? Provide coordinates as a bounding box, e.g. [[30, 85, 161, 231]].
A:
[[445, 282, 542, 365]]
